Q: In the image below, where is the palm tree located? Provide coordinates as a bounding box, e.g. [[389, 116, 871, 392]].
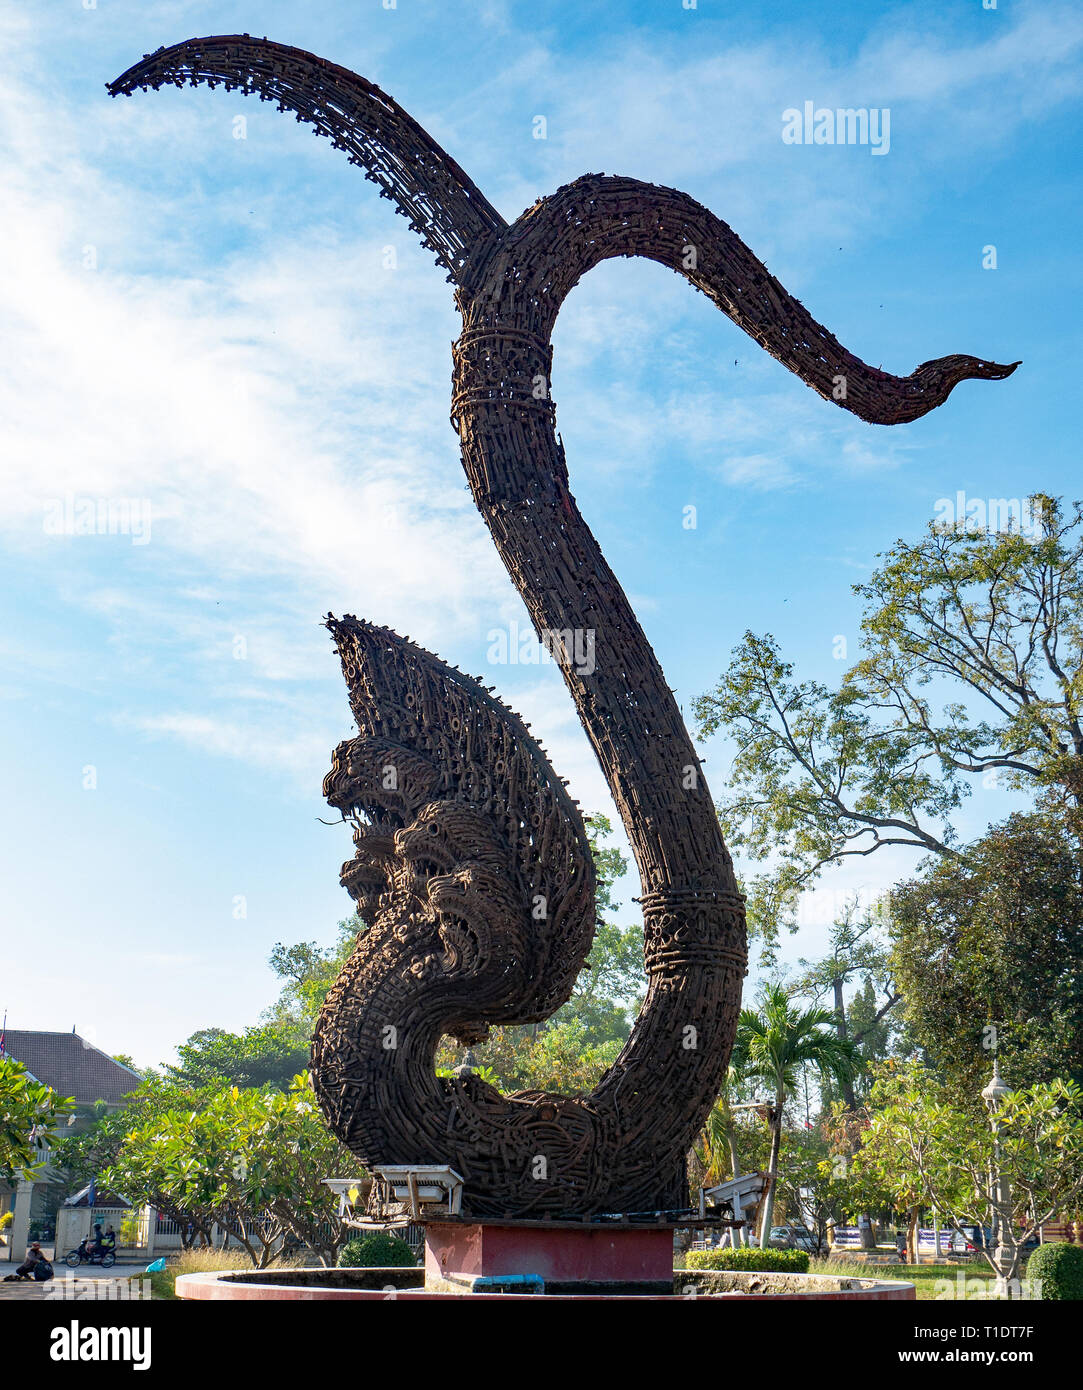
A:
[[691, 1058, 761, 1246], [733, 983, 860, 1247]]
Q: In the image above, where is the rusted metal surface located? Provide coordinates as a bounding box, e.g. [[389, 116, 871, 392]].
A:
[[111, 35, 1017, 1220]]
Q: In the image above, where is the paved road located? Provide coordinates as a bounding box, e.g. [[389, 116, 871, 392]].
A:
[[0, 1262, 151, 1302]]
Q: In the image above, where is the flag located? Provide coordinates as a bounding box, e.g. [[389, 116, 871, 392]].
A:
[[88, 1177, 97, 1208]]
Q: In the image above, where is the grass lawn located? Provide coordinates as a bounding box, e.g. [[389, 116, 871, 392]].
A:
[[809, 1256, 998, 1300], [898, 1263, 998, 1301], [865, 1262, 996, 1301]]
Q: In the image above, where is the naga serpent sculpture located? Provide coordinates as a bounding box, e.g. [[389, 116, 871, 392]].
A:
[[111, 36, 1018, 1218]]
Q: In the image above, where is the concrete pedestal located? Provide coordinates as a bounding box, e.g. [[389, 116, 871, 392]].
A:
[[424, 1221, 674, 1293]]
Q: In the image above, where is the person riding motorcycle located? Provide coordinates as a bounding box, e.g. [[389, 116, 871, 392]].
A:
[[78, 1223, 105, 1260]]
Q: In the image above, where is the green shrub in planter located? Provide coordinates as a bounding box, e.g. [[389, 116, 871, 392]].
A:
[[337, 1232, 417, 1268], [1026, 1242, 1083, 1300], [686, 1246, 810, 1274]]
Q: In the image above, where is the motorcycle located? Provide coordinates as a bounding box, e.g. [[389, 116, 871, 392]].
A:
[[64, 1245, 116, 1268]]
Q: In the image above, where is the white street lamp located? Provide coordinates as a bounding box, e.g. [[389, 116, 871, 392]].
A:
[[981, 1058, 1013, 1298]]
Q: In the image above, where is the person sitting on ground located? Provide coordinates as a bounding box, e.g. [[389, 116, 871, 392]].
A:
[[11, 1241, 48, 1280]]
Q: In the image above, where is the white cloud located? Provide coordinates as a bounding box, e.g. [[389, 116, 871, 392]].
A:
[[0, 58, 511, 636], [719, 453, 797, 491], [126, 711, 333, 783]]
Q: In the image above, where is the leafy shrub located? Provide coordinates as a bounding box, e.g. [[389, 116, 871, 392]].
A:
[[1026, 1242, 1083, 1300], [686, 1246, 810, 1274], [337, 1232, 416, 1268], [0, 1212, 13, 1232]]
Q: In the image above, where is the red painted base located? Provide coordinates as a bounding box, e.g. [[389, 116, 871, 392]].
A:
[[424, 1221, 674, 1289]]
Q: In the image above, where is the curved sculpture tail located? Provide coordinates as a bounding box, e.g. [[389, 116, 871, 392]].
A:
[[110, 37, 1017, 420], [108, 34, 504, 282]]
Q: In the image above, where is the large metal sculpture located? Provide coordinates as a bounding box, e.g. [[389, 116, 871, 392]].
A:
[[111, 36, 1017, 1218]]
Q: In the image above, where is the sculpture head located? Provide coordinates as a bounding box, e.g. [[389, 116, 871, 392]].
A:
[[323, 616, 597, 1029]]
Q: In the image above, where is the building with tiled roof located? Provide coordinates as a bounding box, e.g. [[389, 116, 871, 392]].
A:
[[1, 1030, 141, 1108], [1, 1031, 144, 1260]]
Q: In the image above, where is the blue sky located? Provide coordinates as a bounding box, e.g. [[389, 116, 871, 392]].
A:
[[1, 0, 1079, 1068]]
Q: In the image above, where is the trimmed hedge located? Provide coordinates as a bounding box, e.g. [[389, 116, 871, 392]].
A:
[[337, 1232, 417, 1268], [685, 1246, 810, 1274], [1026, 1242, 1083, 1300]]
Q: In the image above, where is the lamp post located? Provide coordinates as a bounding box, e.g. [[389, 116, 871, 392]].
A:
[[980, 1058, 1014, 1298]]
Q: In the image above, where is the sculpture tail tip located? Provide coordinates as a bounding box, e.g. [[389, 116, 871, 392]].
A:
[[976, 358, 1022, 381]]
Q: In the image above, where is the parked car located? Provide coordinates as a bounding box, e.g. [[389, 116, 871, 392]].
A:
[[945, 1223, 1039, 1256], [767, 1225, 816, 1252]]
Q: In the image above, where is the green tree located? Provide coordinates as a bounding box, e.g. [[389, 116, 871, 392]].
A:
[[52, 1074, 229, 1244], [0, 1058, 74, 1180], [889, 811, 1083, 1093], [732, 984, 860, 1246], [103, 1074, 356, 1267], [792, 900, 899, 1110], [794, 915, 901, 1251], [771, 1125, 868, 1253], [691, 1062, 759, 1192], [264, 915, 364, 1035], [693, 494, 1083, 951], [167, 1026, 311, 1092], [469, 1019, 623, 1094], [835, 977, 895, 1106], [225, 1074, 358, 1265], [852, 1062, 1083, 1295], [816, 1106, 901, 1248]]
